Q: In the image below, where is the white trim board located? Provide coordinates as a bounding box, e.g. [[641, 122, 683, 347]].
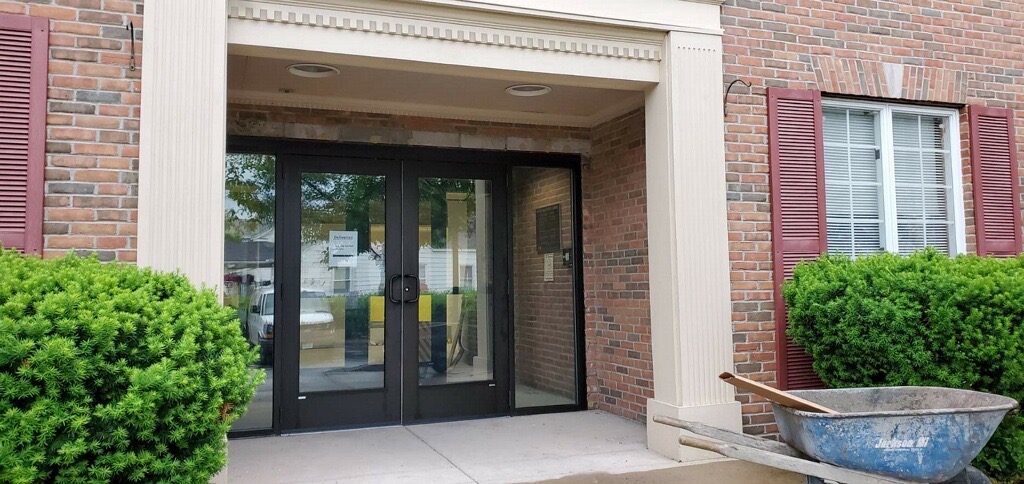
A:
[[227, 0, 665, 87], [402, 0, 724, 35], [228, 1, 665, 61]]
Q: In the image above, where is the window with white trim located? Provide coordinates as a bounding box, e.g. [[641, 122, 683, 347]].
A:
[[333, 267, 351, 294], [822, 100, 965, 257]]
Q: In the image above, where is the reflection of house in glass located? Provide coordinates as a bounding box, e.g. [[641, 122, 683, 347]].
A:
[[223, 226, 276, 321], [224, 238, 275, 282], [298, 245, 478, 296]]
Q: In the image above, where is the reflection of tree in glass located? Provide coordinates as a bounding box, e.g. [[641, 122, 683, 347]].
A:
[[225, 154, 275, 241], [224, 154, 481, 250], [301, 174, 384, 253]]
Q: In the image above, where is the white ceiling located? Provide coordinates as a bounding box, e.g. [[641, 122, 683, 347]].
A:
[[227, 54, 644, 127]]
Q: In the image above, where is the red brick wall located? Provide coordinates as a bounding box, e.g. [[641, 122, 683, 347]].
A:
[[512, 167, 577, 400], [1, 0, 143, 262], [722, 0, 1024, 435], [227, 104, 591, 151], [582, 109, 652, 421]]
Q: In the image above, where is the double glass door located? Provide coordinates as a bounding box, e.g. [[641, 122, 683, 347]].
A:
[[277, 154, 509, 430]]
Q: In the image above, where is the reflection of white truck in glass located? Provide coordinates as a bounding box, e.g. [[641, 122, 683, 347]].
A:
[[247, 286, 337, 364]]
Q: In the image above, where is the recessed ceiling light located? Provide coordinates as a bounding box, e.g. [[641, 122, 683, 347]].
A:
[[287, 63, 341, 78], [506, 84, 551, 97]]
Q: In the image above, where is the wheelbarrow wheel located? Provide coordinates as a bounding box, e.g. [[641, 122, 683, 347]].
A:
[[937, 466, 991, 484]]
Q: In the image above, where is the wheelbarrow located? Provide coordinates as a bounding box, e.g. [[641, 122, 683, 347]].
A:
[[654, 384, 1018, 484]]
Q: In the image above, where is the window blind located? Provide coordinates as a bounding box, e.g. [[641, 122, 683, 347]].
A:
[[823, 107, 883, 257], [892, 114, 952, 255]]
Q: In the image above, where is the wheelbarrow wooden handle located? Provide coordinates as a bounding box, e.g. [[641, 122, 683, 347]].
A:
[[677, 433, 912, 484], [720, 372, 839, 414]]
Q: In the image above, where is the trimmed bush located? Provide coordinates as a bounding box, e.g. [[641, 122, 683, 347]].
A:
[[0, 251, 262, 483], [783, 249, 1024, 481]]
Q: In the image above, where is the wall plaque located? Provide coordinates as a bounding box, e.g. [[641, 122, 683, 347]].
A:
[[536, 204, 561, 253]]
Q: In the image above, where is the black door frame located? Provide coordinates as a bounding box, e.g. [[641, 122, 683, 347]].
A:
[[226, 137, 587, 437], [278, 154, 404, 430], [402, 160, 510, 422], [504, 160, 588, 417]]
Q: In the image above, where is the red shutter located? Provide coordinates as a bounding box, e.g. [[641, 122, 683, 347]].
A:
[[969, 106, 1022, 257], [0, 14, 47, 255], [768, 88, 826, 390]]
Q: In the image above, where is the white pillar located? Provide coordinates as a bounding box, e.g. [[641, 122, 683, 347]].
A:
[[644, 30, 742, 462], [138, 0, 228, 291], [474, 180, 493, 371]]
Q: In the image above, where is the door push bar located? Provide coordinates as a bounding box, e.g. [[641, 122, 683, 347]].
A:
[[388, 274, 420, 304]]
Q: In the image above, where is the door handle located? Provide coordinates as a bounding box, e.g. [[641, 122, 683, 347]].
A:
[[405, 274, 420, 303], [387, 274, 402, 304]]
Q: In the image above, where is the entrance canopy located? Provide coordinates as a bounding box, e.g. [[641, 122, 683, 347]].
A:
[[139, 0, 739, 463]]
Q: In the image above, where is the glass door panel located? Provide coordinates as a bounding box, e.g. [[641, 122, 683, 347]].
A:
[[298, 173, 387, 393], [280, 155, 401, 431], [415, 177, 494, 386], [278, 152, 509, 429], [404, 161, 508, 423], [510, 166, 579, 409], [224, 153, 277, 432]]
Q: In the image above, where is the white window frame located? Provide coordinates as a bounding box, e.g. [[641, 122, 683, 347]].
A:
[[333, 266, 351, 294], [822, 98, 967, 256]]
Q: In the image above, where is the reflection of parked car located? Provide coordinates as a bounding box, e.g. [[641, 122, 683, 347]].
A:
[[247, 287, 336, 364]]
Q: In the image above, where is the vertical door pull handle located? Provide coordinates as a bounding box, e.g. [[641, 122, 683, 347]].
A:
[[387, 274, 403, 303]]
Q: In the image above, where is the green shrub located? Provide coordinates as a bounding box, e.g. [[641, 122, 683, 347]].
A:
[[0, 251, 262, 483], [783, 249, 1024, 481]]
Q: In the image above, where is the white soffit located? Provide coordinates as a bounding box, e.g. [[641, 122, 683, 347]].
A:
[[226, 0, 664, 87], [227, 54, 645, 127]]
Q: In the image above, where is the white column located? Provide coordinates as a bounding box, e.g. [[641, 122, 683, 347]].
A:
[[474, 180, 493, 370], [138, 1, 228, 292], [644, 30, 742, 462]]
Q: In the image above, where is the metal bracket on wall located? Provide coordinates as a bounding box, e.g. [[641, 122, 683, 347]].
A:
[[125, 22, 137, 71], [724, 79, 752, 116]]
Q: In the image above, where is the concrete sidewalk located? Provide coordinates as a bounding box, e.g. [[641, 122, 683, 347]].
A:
[[215, 411, 802, 483]]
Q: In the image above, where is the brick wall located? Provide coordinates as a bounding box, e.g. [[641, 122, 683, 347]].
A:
[[228, 104, 591, 154], [512, 167, 577, 400], [582, 109, 652, 422], [1, 0, 143, 262], [722, 0, 1024, 435]]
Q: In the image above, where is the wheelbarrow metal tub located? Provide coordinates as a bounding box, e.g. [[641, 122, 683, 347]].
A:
[[774, 387, 1019, 483]]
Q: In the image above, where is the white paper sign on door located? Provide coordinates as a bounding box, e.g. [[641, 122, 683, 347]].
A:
[[329, 231, 358, 267]]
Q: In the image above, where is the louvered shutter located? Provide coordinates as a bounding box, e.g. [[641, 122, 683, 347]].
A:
[[969, 106, 1022, 257], [0, 14, 47, 255], [768, 88, 826, 390]]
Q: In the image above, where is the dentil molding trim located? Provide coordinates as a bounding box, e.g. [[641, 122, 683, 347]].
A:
[[227, 0, 664, 62]]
